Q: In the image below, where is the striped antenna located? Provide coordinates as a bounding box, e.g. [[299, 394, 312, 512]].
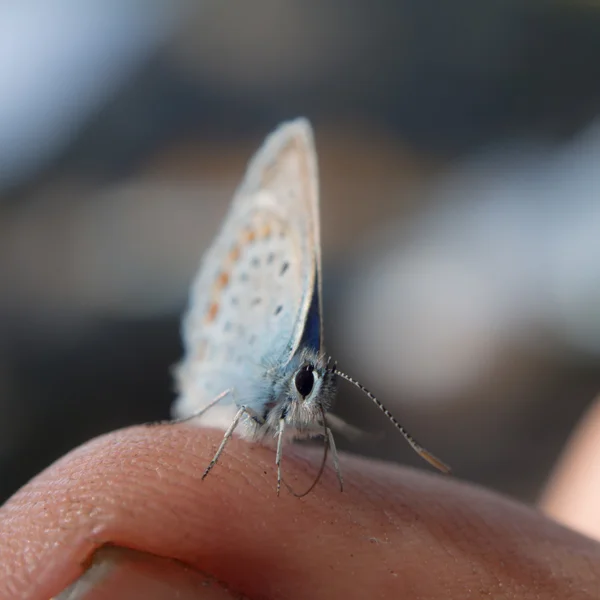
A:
[[333, 368, 451, 474]]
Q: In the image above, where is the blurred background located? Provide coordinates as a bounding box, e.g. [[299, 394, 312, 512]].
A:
[[2, 0, 600, 504]]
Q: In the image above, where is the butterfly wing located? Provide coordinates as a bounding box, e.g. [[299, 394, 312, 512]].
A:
[[173, 118, 323, 427]]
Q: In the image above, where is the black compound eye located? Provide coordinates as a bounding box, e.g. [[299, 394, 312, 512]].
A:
[[294, 365, 315, 398]]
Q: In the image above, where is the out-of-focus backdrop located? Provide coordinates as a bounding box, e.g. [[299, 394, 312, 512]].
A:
[[2, 1, 600, 503]]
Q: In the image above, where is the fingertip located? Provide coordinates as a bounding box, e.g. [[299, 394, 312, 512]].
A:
[[2, 423, 599, 600]]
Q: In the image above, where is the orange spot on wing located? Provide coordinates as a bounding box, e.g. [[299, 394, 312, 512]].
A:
[[241, 229, 256, 244], [260, 223, 272, 238], [229, 245, 240, 262], [215, 271, 229, 290], [205, 302, 219, 323]]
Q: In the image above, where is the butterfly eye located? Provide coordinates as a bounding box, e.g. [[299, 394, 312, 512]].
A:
[[294, 365, 315, 398]]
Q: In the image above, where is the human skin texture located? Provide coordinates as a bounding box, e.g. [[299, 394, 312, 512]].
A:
[[0, 424, 599, 599]]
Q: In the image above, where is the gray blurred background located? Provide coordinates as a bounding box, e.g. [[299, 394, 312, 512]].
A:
[[2, 0, 600, 503]]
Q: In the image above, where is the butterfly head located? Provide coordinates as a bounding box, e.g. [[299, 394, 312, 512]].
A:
[[262, 348, 337, 432]]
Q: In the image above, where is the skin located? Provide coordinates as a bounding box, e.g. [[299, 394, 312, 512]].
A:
[[541, 397, 600, 543], [0, 423, 599, 599]]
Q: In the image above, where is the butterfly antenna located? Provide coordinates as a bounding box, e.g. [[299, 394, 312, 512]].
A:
[[333, 368, 451, 474]]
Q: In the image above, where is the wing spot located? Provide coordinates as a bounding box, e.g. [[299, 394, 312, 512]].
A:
[[240, 272, 249, 282], [251, 257, 260, 268], [280, 262, 289, 276], [242, 229, 256, 244], [215, 271, 229, 290], [231, 296, 239, 305], [267, 252, 275, 264], [251, 297, 262, 306], [274, 305, 283, 316], [229, 245, 241, 262], [205, 302, 219, 323], [260, 223, 272, 238]]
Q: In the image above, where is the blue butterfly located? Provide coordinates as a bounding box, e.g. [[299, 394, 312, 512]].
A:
[[173, 118, 449, 495]]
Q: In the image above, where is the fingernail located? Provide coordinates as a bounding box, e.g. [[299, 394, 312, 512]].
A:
[[55, 546, 243, 600]]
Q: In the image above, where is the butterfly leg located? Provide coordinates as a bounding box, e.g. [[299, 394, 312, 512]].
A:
[[202, 404, 246, 480], [326, 427, 344, 491], [275, 418, 286, 496], [170, 388, 233, 424]]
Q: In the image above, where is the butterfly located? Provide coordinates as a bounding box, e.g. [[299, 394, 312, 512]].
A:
[[173, 118, 450, 495]]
